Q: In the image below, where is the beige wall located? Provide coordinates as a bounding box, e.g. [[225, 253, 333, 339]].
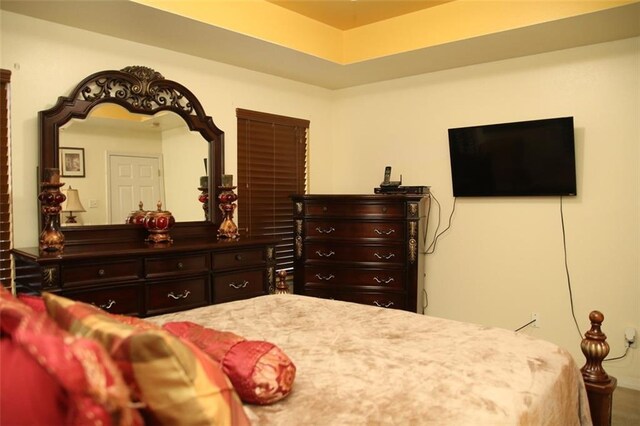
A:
[[2, 11, 638, 388]]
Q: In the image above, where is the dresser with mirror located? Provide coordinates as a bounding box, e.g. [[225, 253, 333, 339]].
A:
[[12, 66, 278, 317]]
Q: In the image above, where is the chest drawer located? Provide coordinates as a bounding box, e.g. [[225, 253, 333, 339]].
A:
[[62, 284, 143, 316], [304, 202, 404, 218], [306, 243, 405, 265], [61, 259, 143, 287], [146, 277, 209, 315], [338, 291, 406, 310], [213, 249, 264, 270], [213, 269, 265, 304], [303, 266, 404, 289], [145, 253, 209, 278], [306, 221, 404, 240]]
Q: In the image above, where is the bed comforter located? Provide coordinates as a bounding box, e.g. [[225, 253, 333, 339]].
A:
[[149, 294, 591, 425]]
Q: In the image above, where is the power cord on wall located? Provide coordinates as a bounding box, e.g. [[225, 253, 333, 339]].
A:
[[423, 192, 457, 255], [560, 196, 584, 340]]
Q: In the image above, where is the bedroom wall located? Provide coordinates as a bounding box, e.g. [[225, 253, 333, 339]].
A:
[[2, 11, 638, 388], [0, 10, 335, 247], [329, 37, 640, 389]]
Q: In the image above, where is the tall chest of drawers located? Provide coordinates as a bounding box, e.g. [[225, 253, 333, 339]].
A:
[[291, 194, 429, 313]]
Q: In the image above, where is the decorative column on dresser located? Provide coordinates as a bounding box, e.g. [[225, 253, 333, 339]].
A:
[[291, 193, 430, 313]]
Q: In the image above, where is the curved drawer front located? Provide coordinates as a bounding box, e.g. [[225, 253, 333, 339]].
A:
[[145, 253, 209, 278], [305, 221, 404, 240], [213, 269, 265, 303], [146, 277, 209, 315], [303, 266, 404, 289], [213, 249, 264, 271], [63, 285, 143, 316], [306, 243, 404, 265], [339, 291, 405, 310], [305, 202, 404, 218], [62, 259, 142, 287]]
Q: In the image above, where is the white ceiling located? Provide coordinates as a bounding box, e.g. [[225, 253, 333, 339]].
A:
[[2, 1, 639, 89]]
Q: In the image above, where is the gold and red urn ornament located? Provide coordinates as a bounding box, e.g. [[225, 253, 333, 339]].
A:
[[143, 201, 175, 244], [38, 168, 66, 252]]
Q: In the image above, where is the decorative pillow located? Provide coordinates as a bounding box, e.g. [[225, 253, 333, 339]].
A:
[[0, 287, 140, 426], [43, 292, 250, 425], [17, 293, 47, 313], [164, 321, 296, 405]]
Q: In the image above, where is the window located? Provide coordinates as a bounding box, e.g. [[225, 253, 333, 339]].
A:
[[1, 69, 12, 289], [236, 109, 308, 273]]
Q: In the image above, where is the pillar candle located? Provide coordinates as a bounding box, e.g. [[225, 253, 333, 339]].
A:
[[222, 174, 233, 187]]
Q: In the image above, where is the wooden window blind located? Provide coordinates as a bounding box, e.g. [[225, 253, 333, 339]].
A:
[[237, 109, 308, 273], [0, 69, 12, 289]]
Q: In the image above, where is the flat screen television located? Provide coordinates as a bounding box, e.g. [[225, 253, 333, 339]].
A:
[[448, 117, 577, 197]]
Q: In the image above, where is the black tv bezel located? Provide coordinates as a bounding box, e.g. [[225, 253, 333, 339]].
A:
[[448, 117, 577, 197]]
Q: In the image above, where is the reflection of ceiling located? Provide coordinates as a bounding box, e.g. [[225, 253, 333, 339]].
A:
[[61, 105, 187, 133], [2, 0, 639, 89]]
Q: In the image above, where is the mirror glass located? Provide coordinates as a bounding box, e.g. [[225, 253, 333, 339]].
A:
[[59, 104, 209, 226]]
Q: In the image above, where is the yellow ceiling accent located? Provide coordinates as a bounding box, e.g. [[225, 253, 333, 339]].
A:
[[134, 0, 638, 64], [265, 0, 455, 30]]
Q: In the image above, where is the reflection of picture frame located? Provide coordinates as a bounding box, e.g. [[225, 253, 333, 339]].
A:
[[60, 147, 85, 177]]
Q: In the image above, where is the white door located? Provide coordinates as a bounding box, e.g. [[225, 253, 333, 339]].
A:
[[108, 154, 164, 224]]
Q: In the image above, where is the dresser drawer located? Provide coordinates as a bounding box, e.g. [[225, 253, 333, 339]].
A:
[[306, 243, 405, 265], [304, 202, 404, 218], [213, 269, 265, 303], [145, 253, 209, 278], [213, 249, 265, 270], [63, 285, 143, 316], [305, 221, 404, 240], [338, 291, 406, 310], [61, 259, 143, 288], [146, 277, 209, 315], [303, 266, 404, 289]]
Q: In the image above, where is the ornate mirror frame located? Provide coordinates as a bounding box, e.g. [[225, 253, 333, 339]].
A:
[[39, 66, 223, 245]]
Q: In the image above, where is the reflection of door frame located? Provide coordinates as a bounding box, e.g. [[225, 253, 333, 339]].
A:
[[106, 152, 165, 224]]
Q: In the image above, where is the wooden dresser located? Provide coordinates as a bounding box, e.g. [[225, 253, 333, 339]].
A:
[[291, 194, 429, 313], [12, 237, 277, 317]]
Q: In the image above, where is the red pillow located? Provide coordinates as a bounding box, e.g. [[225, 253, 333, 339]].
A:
[[17, 293, 46, 313], [0, 287, 141, 426], [164, 321, 297, 405]]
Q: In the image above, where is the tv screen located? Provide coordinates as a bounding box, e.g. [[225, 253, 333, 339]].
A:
[[448, 117, 577, 197]]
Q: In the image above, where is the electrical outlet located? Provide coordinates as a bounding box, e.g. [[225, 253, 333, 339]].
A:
[[625, 327, 637, 348], [531, 312, 540, 328]]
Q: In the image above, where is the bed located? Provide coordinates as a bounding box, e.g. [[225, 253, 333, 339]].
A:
[[148, 294, 592, 425]]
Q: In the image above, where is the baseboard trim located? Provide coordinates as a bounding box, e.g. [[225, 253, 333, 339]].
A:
[[616, 377, 640, 391]]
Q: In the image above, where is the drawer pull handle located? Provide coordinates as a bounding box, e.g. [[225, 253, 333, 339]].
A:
[[235, 254, 243, 261], [167, 290, 191, 300], [315, 273, 335, 281], [100, 300, 116, 310], [374, 253, 395, 260], [229, 280, 249, 289], [315, 250, 335, 258], [322, 206, 328, 212], [177, 262, 184, 270], [374, 229, 395, 235], [373, 301, 394, 308], [382, 207, 388, 213], [374, 277, 395, 284], [97, 269, 106, 277], [315, 226, 335, 234]]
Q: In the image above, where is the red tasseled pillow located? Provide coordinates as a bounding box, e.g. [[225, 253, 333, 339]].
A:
[[163, 321, 296, 405]]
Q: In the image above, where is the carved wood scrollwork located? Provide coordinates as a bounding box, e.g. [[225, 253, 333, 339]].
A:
[[42, 267, 57, 288], [295, 219, 303, 259], [295, 201, 303, 215], [408, 221, 417, 263], [408, 202, 419, 218]]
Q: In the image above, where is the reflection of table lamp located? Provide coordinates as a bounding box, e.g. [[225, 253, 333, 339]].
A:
[[61, 187, 86, 223]]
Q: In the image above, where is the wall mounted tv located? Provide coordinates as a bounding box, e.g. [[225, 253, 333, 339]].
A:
[[448, 117, 577, 197]]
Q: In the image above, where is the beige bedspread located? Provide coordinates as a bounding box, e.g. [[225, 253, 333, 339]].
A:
[[150, 295, 592, 425]]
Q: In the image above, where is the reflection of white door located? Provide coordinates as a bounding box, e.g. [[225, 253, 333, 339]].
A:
[[108, 154, 164, 224]]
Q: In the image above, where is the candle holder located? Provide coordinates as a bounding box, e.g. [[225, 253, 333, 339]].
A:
[[218, 186, 239, 239], [38, 181, 66, 252], [198, 186, 209, 221]]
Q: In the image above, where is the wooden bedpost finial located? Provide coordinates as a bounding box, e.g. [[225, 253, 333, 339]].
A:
[[580, 310, 611, 384], [275, 270, 289, 294]]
